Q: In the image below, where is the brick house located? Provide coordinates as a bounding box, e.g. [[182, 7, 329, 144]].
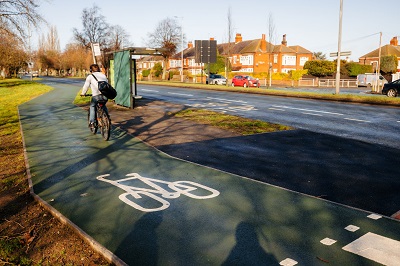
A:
[[137, 33, 313, 77], [225, 33, 313, 74], [358, 37, 400, 72]]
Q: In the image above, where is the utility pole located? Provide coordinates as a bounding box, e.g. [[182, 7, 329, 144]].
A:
[[175, 16, 184, 82], [335, 0, 343, 95], [375, 32, 382, 92]]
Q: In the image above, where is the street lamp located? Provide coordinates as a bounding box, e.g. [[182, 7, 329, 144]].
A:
[[175, 16, 184, 82], [335, 0, 343, 94]]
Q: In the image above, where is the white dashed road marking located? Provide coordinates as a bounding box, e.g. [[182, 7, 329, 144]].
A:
[[344, 118, 371, 123], [168, 92, 193, 96]]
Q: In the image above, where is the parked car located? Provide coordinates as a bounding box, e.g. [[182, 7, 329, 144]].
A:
[[206, 74, 227, 85], [231, 75, 260, 88], [357, 73, 387, 87], [32, 71, 39, 77], [382, 79, 400, 97]]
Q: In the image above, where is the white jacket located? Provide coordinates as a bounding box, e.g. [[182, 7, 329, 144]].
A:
[[81, 72, 108, 96]]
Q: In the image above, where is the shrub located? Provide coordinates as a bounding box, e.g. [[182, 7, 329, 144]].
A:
[[142, 69, 151, 77], [303, 60, 335, 77], [152, 63, 163, 77], [345, 62, 373, 77]]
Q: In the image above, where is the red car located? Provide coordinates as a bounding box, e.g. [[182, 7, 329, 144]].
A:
[[231, 75, 260, 88]]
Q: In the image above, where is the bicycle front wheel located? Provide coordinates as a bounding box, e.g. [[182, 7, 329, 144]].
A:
[[100, 112, 111, 141]]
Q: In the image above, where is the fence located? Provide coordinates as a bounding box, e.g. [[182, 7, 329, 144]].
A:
[[298, 78, 357, 88]]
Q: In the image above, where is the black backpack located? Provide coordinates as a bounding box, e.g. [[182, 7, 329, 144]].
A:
[[92, 74, 117, 99]]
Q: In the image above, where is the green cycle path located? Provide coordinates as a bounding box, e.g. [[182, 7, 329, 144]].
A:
[[19, 81, 400, 265]]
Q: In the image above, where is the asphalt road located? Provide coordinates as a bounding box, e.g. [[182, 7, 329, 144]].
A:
[[138, 84, 400, 149]]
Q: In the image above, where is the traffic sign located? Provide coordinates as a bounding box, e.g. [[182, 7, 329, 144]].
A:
[[330, 51, 351, 57]]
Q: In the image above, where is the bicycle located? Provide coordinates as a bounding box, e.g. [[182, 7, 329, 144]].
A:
[[97, 173, 220, 212], [82, 94, 111, 141]]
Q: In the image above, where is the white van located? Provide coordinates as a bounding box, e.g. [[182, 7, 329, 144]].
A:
[[357, 73, 387, 87]]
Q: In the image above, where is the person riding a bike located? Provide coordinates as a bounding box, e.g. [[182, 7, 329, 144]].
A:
[[81, 64, 108, 127]]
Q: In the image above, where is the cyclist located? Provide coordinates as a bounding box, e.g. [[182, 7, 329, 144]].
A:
[[81, 64, 109, 128]]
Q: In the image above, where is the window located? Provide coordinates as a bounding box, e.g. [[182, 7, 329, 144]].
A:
[[274, 54, 278, 63], [240, 55, 254, 66], [282, 55, 296, 66], [300, 57, 309, 66]]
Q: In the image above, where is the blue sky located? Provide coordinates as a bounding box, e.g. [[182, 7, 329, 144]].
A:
[[34, 0, 399, 61]]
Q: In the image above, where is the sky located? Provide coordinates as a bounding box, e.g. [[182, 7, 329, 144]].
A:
[[32, 0, 399, 62]]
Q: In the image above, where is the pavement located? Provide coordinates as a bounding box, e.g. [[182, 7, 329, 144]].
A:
[[19, 81, 400, 265]]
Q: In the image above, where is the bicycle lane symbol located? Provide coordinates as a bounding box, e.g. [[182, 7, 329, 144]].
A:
[[96, 173, 220, 212]]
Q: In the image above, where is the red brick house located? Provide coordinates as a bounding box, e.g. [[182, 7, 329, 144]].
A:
[[137, 33, 313, 77], [358, 37, 400, 72]]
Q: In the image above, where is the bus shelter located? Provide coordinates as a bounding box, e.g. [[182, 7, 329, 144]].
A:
[[109, 47, 166, 109]]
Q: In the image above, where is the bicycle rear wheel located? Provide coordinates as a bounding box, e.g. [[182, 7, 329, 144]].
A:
[[99, 111, 111, 141], [88, 111, 97, 134]]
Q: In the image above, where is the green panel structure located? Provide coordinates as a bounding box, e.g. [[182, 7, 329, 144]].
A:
[[109, 60, 114, 87], [114, 50, 131, 108]]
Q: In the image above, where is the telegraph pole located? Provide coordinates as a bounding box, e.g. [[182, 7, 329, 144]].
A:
[[335, 0, 343, 94]]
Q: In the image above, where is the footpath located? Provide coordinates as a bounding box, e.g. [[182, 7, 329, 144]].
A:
[[18, 81, 400, 265]]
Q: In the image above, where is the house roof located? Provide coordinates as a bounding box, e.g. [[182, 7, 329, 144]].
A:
[[359, 44, 400, 58], [273, 44, 296, 53], [289, 45, 313, 54]]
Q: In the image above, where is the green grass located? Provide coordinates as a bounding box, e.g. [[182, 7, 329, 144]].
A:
[[0, 79, 53, 189], [73, 88, 92, 105], [0, 79, 53, 136], [172, 109, 293, 135], [139, 80, 400, 106]]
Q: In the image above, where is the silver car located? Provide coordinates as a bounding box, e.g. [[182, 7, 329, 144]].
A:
[[207, 74, 227, 85]]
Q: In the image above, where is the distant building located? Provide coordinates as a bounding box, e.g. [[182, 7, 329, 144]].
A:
[[137, 33, 313, 77], [358, 37, 400, 72]]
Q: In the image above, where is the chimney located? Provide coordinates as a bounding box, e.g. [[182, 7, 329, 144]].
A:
[[235, 33, 242, 43], [261, 34, 267, 52], [188, 41, 193, 48], [210, 37, 215, 41], [281, 34, 287, 46], [390, 37, 398, 46]]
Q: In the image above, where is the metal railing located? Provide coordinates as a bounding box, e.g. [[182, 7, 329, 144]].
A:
[[299, 78, 357, 88]]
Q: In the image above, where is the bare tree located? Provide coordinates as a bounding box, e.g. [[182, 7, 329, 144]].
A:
[[0, 29, 27, 77], [37, 25, 61, 75], [105, 25, 131, 51], [147, 17, 181, 79], [0, 0, 45, 40], [225, 6, 234, 86], [73, 4, 109, 49], [267, 12, 275, 87]]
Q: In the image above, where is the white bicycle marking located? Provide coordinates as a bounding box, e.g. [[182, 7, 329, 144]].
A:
[[97, 173, 220, 212]]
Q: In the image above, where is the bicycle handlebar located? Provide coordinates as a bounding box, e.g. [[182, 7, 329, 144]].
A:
[[81, 94, 92, 97]]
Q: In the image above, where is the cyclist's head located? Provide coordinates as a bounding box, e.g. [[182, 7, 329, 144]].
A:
[[90, 64, 100, 73]]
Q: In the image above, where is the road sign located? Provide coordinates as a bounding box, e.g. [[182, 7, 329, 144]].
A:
[[330, 51, 351, 57], [195, 40, 217, 63], [92, 43, 101, 56]]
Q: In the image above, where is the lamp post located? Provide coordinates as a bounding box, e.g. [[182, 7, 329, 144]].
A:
[[175, 16, 184, 82], [335, 0, 343, 95]]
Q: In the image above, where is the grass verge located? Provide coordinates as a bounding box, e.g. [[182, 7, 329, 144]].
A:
[[0, 78, 53, 264], [172, 108, 293, 135], [0, 79, 53, 189]]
